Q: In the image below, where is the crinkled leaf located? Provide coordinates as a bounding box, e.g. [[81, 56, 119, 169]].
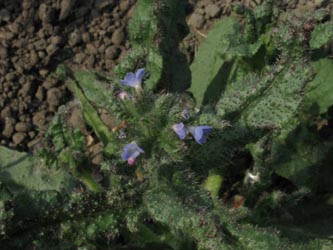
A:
[[304, 58, 333, 114], [310, 21, 333, 49], [0, 146, 75, 193], [189, 17, 240, 106]]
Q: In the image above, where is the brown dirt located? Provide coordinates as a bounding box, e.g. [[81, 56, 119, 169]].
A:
[[0, 0, 136, 151]]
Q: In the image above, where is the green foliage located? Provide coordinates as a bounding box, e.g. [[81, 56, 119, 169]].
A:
[[189, 16, 241, 106], [202, 169, 223, 198], [189, 1, 278, 107], [68, 73, 116, 147], [271, 122, 333, 190], [310, 20, 333, 49], [0, 146, 75, 192], [2, 1, 333, 250], [304, 58, 333, 114]]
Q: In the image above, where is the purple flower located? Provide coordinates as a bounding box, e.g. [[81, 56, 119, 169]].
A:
[[121, 142, 144, 165], [188, 126, 213, 144], [120, 68, 145, 89], [172, 122, 187, 140]]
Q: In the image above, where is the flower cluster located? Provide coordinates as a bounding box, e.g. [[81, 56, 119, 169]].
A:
[[118, 69, 212, 165], [173, 122, 212, 144], [119, 69, 145, 165]]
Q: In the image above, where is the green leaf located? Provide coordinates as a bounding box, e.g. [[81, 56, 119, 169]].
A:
[[271, 124, 333, 189], [0, 147, 75, 193], [202, 169, 223, 198], [239, 60, 310, 129], [310, 21, 333, 49], [189, 17, 240, 106], [68, 77, 115, 146], [72, 71, 113, 109], [304, 58, 333, 114], [128, 0, 157, 47]]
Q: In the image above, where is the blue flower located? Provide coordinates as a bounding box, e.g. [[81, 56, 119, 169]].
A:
[[172, 122, 187, 140], [121, 142, 144, 165], [188, 126, 213, 144], [120, 68, 145, 89]]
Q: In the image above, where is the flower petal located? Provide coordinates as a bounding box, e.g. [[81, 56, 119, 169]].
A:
[[121, 149, 131, 160], [172, 123, 187, 140], [189, 126, 212, 144], [193, 127, 204, 144], [135, 68, 145, 81], [121, 142, 144, 163], [120, 72, 140, 87]]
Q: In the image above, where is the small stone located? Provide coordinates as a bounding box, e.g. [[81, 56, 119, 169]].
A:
[[1, 106, 12, 118], [94, 0, 114, 10], [0, 46, 8, 58], [12, 132, 26, 145], [99, 109, 116, 129], [101, 18, 111, 30], [15, 122, 31, 132], [38, 51, 46, 59], [85, 55, 95, 67], [111, 29, 125, 45], [82, 32, 91, 43], [35, 86, 46, 101], [50, 35, 62, 45], [74, 52, 86, 64], [105, 46, 120, 60], [189, 13, 205, 29], [47, 88, 62, 106], [34, 39, 47, 50], [27, 138, 43, 150], [43, 79, 57, 90], [32, 110, 46, 128], [205, 4, 221, 18], [90, 143, 104, 165], [68, 107, 86, 131], [86, 43, 97, 55], [39, 69, 49, 77], [68, 29, 81, 47], [5, 72, 15, 82], [119, 0, 130, 12], [38, 4, 53, 23], [46, 43, 58, 55], [22, 0, 32, 10], [30, 50, 39, 67], [19, 81, 32, 97], [28, 131, 36, 139], [0, 9, 10, 22], [59, 0, 76, 21], [92, 153, 104, 165], [2, 118, 15, 138], [98, 44, 106, 54]]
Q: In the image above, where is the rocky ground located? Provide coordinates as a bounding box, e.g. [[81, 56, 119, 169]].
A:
[[0, 0, 331, 153]]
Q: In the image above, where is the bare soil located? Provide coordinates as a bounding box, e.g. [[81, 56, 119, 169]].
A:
[[0, 0, 136, 151]]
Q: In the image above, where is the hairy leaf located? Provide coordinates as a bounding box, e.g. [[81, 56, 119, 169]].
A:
[[304, 58, 333, 114], [0, 147, 74, 193], [310, 21, 333, 49]]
